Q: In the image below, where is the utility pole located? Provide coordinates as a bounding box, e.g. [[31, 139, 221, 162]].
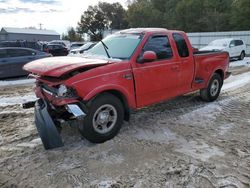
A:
[[39, 23, 43, 30]]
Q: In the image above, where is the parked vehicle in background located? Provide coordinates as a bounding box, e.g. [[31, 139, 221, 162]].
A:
[[47, 44, 69, 56], [200, 38, 246, 60], [70, 42, 85, 50], [0, 41, 42, 51], [69, 42, 97, 55], [48, 40, 70, 50], [0, 47, 51, 79]]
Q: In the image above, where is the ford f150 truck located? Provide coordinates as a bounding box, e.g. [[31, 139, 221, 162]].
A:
[[23, 28, 230, 149]]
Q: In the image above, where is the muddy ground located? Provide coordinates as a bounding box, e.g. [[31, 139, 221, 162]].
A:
[[0, 64, 250, 188]]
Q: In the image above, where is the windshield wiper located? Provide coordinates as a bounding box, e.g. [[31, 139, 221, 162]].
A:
[[84, 24, 111, 58]]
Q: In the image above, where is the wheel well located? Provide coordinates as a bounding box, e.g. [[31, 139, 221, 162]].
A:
[[96, 90, 130, 121], [215, 69, 224, 82]]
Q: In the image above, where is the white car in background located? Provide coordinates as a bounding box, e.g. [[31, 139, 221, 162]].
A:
[[69, 42, 97, 55], [200, 38, 246, 60]]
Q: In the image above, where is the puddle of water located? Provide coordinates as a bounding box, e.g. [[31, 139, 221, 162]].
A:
[[0, 133, 3, 145], [218, 123, 234, 135], [134, 127, 177, 143], [16, 138, 42, 148], [175, 140, 224, 161], [89, 150, 124, 165]]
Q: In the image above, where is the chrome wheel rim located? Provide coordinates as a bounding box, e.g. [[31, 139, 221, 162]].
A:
[[210, 79, 220, 97], [93, 104, 117, 134]]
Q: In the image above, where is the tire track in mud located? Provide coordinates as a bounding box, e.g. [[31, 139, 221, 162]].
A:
[[0, 69, 250, 187], [118, 84, 250, 188]]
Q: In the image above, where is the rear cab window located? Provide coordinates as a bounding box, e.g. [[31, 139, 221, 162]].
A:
[[173, 33, 189, 58], [140, 35, 173, 61]]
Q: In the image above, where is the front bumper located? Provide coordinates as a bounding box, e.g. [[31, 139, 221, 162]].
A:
[[35, 99, 64, 150], [34, 99, 86, 150]]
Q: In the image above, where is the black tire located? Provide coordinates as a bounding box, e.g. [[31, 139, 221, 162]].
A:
[[200, 73, 223, 102], [79, 93, 124, 143], [239, 51, 245, 60]]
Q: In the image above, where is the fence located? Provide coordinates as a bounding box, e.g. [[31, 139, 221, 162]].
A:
[[187, 31, 250, 55]]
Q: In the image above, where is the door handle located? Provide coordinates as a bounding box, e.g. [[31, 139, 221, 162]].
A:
[[171, 65, 180, 72], [123, 73, 133, 80]]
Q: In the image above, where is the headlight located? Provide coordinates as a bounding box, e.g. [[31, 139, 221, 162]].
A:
[[57, 84, 67, 97]]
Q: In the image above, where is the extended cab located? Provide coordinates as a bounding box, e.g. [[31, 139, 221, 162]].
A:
[[23, 28, 230, 149]]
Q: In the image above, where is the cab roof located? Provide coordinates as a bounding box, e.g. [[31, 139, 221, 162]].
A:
[[118, 28, 180, 35]]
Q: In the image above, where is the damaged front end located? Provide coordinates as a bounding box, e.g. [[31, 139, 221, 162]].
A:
[[23, 79, 87, 150]]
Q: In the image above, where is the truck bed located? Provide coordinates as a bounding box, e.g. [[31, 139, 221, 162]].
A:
[[192, 51, 229, 90]]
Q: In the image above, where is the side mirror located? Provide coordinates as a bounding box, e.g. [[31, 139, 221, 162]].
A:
[[141, 51, 157, 63], [229, 44, 235, 48]]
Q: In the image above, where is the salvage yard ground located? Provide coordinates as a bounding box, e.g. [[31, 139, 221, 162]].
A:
[[0, 58, 250, 187]]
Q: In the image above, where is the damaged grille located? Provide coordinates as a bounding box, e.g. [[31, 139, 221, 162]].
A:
[[41, 84, 58, 96], [39, 83, 78, 98]]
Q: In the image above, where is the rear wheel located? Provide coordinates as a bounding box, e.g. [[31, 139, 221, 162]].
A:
[[200, 73, 223, 102], [79, 93, 124, 143], [239, 51, 245, 60]]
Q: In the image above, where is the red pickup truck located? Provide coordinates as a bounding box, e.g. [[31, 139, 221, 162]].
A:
[[24, 28, 230, 149]]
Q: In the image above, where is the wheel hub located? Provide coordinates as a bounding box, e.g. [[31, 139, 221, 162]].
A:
[[93, 104, 118, 134], [97, 111, 110, 124], [210, 79, 219, 97]]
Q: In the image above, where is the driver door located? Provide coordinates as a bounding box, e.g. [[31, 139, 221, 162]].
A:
[[133, 35, 181, 108]]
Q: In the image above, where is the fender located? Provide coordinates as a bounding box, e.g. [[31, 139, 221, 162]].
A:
[[83, 84, 136, 108], [205, 67, 225, 87]]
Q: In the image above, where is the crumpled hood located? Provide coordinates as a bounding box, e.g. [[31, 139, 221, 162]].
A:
[[199, 46, 225, 51], [23, 56, 110, 77]]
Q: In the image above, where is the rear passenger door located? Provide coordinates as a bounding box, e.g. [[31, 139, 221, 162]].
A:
[[133, 35, 182, 107], [0, 49, 11, 79], [235, 40, 244, 56], [172, 33, 194, 93], [229, 40, 237, 57], [7, 49, 35, 77]]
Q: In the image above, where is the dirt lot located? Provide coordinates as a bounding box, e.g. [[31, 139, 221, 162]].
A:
[[0, 61, 250, 188]]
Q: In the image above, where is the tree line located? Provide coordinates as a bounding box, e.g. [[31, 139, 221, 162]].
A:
[[62, 0, 250, 41]]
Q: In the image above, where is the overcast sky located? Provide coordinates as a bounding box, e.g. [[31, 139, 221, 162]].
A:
[[0, 0, 127, 34]]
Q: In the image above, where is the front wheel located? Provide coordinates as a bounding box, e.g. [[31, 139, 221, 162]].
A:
[[78, 93, 124, 143], [200, 73, 223, 102]]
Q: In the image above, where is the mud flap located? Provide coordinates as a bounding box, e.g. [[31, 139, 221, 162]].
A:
[[35, 99, 64, 150]]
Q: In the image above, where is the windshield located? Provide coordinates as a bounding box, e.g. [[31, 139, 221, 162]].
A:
[[85, 33, 143, 60], [208, 40, 229, 47]]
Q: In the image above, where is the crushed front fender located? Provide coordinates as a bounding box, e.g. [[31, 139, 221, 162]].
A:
[[34, 99, 64, 150]]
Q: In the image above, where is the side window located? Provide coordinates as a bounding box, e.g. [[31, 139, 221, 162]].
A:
[[48, 45, 54, 50], [0, 49, 7, 58], [54, 45, 62, 50], [173, 33, 189, 57], [7, 49, 33, 57], [142, 35, 173, 60], [19, 49, 34, 56], [230, 40, 236, 47], [236, 40, 243, 46], [7, 49, 20, 57]]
